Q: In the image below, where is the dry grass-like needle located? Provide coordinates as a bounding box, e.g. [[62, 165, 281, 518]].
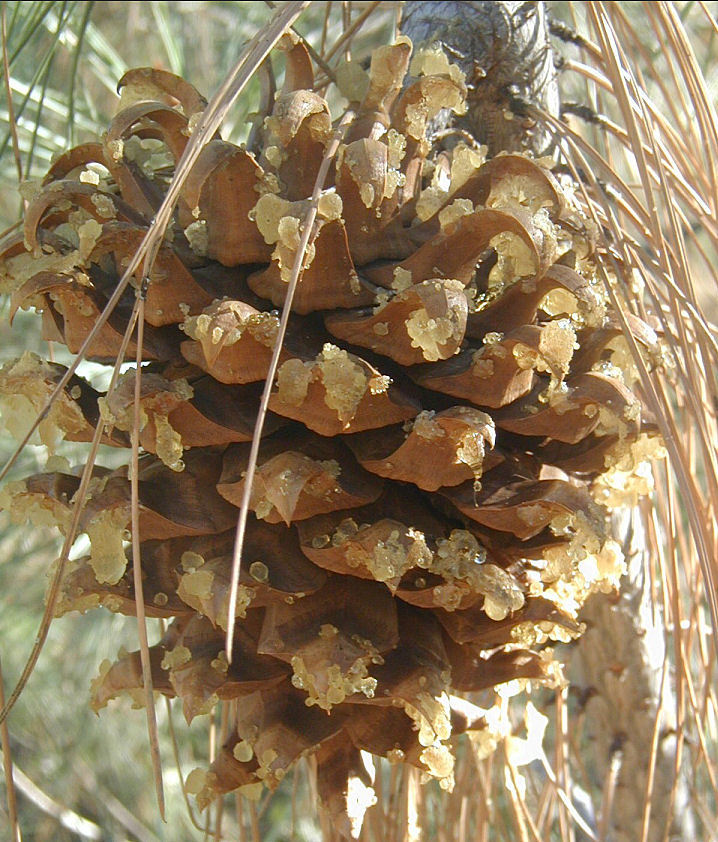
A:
[[0, 3, 716, 841]]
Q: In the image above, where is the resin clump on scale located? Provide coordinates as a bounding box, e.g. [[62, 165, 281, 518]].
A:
[[0, 31, 662, 840]]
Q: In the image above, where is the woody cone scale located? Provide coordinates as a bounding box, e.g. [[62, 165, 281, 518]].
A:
[[0, 33, 660, 839]]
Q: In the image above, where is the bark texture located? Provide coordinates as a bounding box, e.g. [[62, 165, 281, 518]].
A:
[[570, 510, 691, 842], [400, 0, 559, 156]]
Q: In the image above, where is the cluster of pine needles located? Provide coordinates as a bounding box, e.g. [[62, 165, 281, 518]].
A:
[[0, 2, 717, 840]]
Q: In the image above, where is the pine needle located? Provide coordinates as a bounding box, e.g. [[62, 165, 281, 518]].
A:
[[1, 2, 23, 185], [163, 692, 214, 836], [224, 106, 354, 661], [65, 1, 93, 147], [0, 0, 308, 483], [1, 2, 718, 838], [0, 655, 20, 842], [0, 298, 138, 725], [9, 762, 102, 839], [322, 0, 383, 62], [130, 295, 165, 820]]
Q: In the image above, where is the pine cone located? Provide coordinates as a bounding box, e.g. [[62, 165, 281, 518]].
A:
[[0, 34, 659, 839]]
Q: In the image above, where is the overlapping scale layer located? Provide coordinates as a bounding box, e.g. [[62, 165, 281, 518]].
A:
[[0, 34, 661, 839]]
